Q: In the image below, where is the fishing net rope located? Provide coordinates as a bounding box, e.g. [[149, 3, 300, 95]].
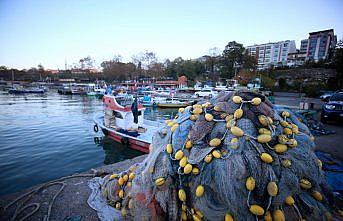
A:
[[99, 90, 334, 221]]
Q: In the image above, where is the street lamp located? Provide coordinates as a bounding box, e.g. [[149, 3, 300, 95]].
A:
[[233, 61, 238, 79]]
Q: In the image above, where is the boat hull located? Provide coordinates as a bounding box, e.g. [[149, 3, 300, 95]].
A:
[[87, 92, 96, 96], [157, 103, 188, 108], [93, 113, 159, 154], [102, 128, 150, 153], [9, 89, 45, 94], [142, 103, 156, 107], [95, 94, 104, 99]]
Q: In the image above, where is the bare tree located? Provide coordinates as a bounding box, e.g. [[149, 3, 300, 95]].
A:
[[209, 47, 221, 57], [206, 47, 221, 77], [132, 51, 157, 70], [79, 56, 95, 69], [113, 55, 123, 62]]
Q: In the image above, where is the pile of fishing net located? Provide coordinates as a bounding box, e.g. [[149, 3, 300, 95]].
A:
[[99, 90, 335, 221]]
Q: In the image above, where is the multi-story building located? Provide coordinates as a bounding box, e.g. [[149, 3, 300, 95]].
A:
[[287, 49, 307, 67], [246, 40, 296, 70], [300, 39, 308, 53], [303, 29, 336, 61]]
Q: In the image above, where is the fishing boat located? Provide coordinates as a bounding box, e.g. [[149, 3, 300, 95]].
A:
[[141, 95, 166, 107], [157, 98, 188, 108], [86, 83, 106, 97], [214, 79, 238, 91], [141, 95, 155, 107], [93, 94, 163, 153], [8, 85, 45, 94], [58, 84, 86, 95]]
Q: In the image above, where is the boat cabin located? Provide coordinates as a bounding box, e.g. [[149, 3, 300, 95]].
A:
[[102, 95, 145, 130]]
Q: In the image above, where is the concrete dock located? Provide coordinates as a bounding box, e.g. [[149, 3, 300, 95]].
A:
[[0, 155, 147, 221]]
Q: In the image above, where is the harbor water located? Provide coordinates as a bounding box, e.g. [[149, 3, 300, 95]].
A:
[[0, 91, 177, 196]]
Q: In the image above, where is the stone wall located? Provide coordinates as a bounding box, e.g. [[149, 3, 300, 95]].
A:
[[274, 68, 336, 83]]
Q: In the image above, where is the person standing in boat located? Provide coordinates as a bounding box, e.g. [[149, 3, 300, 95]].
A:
[[131, 96, 139, 124]]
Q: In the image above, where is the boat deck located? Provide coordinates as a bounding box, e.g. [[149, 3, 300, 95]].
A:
[[137, 120, 163, 143], [94, 113, 163, 144]]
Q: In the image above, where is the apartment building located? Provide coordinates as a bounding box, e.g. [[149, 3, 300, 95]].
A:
[[300, 39, 308, 53], [287, 49, 306, 67], [302, 29, 336, 61], [246, 40, 296, 69]]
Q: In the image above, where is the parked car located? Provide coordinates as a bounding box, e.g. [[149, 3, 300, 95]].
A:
[[319, 92, 333, 101], [321, 91, 343, 123], [259, 87, 273, 97], [194, 89, 218, 98]]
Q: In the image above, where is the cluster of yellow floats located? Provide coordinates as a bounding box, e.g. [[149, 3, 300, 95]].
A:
[[107, 166, 136, 217], [107, 95, 331, 220], [160, 95, 329, 221]]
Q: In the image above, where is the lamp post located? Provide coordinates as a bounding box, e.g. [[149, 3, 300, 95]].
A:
[[234, 61, 239, 79], [260, 72, 262, 87]]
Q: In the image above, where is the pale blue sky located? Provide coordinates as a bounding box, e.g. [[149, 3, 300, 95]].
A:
[[0, 0, 342, 69]]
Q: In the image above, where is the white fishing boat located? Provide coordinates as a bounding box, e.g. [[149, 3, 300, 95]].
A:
[[141, 95, 167, 107], [214, 79, 238, 91], [93, 94, 163, 153], [86, 84, 106, 96]]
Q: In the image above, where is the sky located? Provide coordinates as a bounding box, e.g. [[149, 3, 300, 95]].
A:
[[0, 0, 342, 70]]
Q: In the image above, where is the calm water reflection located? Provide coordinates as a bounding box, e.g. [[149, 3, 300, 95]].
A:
[[0, 90, 177, 196]]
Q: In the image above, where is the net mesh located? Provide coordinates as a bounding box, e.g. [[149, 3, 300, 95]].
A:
[[99, 90, 333, 221]]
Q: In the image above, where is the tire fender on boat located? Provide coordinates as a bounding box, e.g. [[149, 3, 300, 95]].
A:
[[94, 124, 99, 133], [121, 137, 129, 146]]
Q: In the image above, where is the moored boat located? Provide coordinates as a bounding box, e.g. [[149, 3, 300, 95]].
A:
[[93, 94, 163, 153], [86, 83, 106, 97], [8, 85, 45, 94], [140, 94, 154, 107], [141, 95, 167, 107], [157, 98, 188, 108], [58, 85, 85, 95]]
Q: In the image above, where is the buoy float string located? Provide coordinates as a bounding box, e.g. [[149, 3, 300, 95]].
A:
[[265, 143, 274, 151], [266, 172, 274, 211], [268, 124, 276, 136], [246, 190, 252, 207], [247, 139, 262, 155], [220, 128, 229, 141], [293, 203, 303, 220]]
